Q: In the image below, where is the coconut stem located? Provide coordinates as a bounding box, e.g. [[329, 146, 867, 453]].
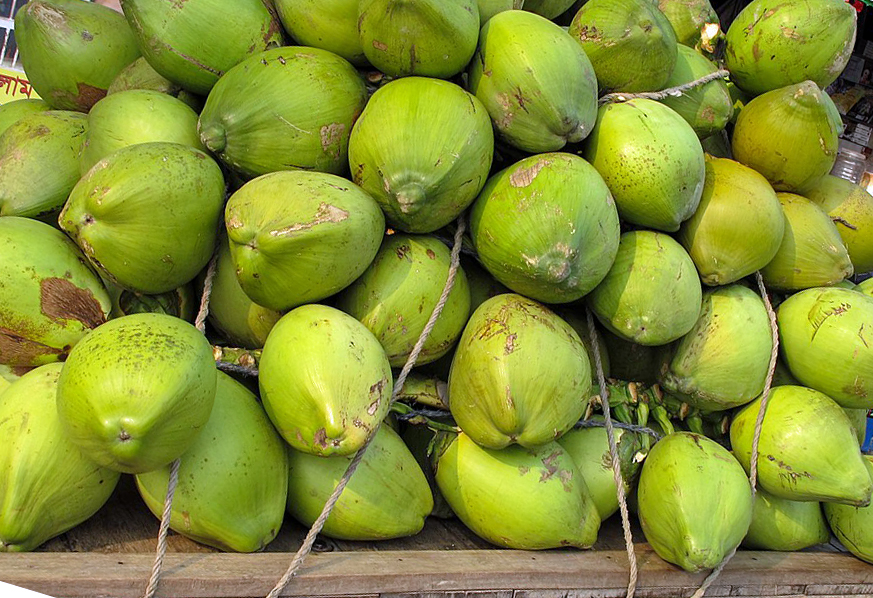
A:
[[599, 69, 731, 105], [391, 402, 460, 434], [199, 122, 227, 154]]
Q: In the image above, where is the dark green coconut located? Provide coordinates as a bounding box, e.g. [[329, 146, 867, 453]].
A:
[[81, 89, 204, 174], [60, 142, 226, 294], [582, 99, 705, 232], [469, 152, 620, 304], [120, 0, 284, 96], [658, 45, 733, 139], [224, 170, 385, 312], [0, 217, 110, 368], [586, 231, 703, 346], [14, 0, 141, 111], [468, 10, 598, 153], [348, 77, 494, 233], [336, 234, 471, 367], [107, 57, 203, 111], [357, 0, 479, 79], [725, 0, 857, 96], [198, 46, 367, 179], [568, 0, 678, 93], [658, 0, 722, 51], [0, 110, 87, 218], [273, 0, 366, 66]]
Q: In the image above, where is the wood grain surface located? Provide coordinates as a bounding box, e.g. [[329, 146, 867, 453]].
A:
[[1, 477, 871, 598]]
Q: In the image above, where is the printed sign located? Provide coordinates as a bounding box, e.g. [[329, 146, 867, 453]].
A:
[[0, 65, 39, 105], [0, 581, 56, 598]]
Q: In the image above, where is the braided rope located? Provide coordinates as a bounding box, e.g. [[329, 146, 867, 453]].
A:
[[143, 247, 219, 598], [586, 309, 638, 598], [688, 272, 779, 598]]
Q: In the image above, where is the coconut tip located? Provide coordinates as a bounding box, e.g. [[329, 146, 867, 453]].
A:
[[199, 122, 227, 154]]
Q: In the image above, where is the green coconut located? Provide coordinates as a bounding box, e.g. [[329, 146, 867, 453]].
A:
[[258, 304, 393, 457], [60, 142, 226, 295], [730, 385, 872, 505], [0, 364, 120, 552], [677, 156, 785, 286], [725, 0, 857, 97], [106, 57, 203, 111], [824, 456, 873, 564], [135, 372, 288, 552], [801, 175, 873, 274], [286, 425, 432, 540], [657, 0, 721, 51], [557, 421, 644, 520], [777, 287, 873, 409], [336, 234, 471, 368], [357, 0, 479, 79], [760, 193, 853, 292], [470, 153, 620, 304], [225, 170, 385, 312], [658, 45, 733, 139], [14, 0, 141, 111], [80, 89, 204, 174], [0, 217, 110, 368], [206, 236, 281, 349], [448, 294, 591, 449], [348, 77, 494, 233], [582, 99, 705, 232], [478, 0, 524, 22], [56, 313, 217, 474], [742, 489, 829, 551], [523, 0, 574, 19], [0, 110, 87, 218], [568, 0, 678, 93], [586, 231, 703, 346], [120, 0, 283, 96], [731, 81, 842, 193], [637, 431, 753, 572], [273, 0, 366, 66], [859, 278, 873, 297], [433, 432, 601, 549], [468, 10, 598, 153], [198, 46, 367, 179], [0, 99, 51, 138], [658, 284, 773, 412]]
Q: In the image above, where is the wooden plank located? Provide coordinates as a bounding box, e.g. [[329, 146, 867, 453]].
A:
[[3, 548, 873, 598]]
